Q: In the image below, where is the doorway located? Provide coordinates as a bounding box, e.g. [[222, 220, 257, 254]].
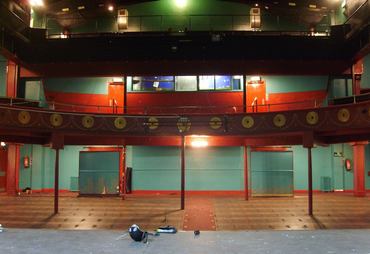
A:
[[79, 151, 120, 195], [251, 151, 294, 196]]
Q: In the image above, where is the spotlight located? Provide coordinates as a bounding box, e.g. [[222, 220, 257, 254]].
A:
[[0, 142, 6, 147], [174, 0, 187, 9], [108, 5, 114, 12], [29, 0, 44, 7]]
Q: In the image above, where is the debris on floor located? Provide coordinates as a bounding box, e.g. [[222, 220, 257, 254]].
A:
[[157, 226, 177, 234], [128, 224, 159, 243]]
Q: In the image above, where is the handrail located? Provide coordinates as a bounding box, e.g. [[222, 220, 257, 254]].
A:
[[45, 13, 332, 37], [0, 96, 324, 115]]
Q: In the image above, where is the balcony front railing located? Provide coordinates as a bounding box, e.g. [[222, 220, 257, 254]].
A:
[[0, 96, 326, 115], [46, 13, 332, 38]]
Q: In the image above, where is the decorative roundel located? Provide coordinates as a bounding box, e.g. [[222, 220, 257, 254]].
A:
[[147, 117, 159, 130], [18, 111, 31, 125], [306, 111, 319, 125], [50, 113, 63, 127], [177, 117, 191, 132], [337, 108, 350, 123], [82, 115, 94, 129], [273, 114, 286, 128], [209, 117, 222, 130], [114, 117, 127, 130], [241, 116, 254, 129]]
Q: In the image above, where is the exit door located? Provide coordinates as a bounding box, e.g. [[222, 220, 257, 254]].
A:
[[251, 151, 294, 196], [246, 79, 266, 112], [79, 151, 120, 195]]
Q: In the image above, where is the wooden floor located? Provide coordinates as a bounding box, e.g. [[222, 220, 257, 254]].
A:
[[0, 193, 369, 231]]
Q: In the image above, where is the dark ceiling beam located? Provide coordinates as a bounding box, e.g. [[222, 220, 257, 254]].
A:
[[28, 59, 350, 77]]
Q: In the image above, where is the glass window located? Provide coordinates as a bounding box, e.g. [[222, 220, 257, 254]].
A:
[[132, 76, 175, 91], [199, 76, 215, 90], [175, 76, 197, 91], [232, 75, 243, 90], [215, 75, 232, 90]]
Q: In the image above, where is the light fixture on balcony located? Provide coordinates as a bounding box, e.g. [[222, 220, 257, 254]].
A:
[[250, 76, 261, 82], [117, 9, 129, 30], [190, 136, 209, 148], [174, 0, 187, 9], [108, 5, 114, 12]]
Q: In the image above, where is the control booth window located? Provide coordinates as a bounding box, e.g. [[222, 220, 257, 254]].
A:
[[175, 76, 197, 91], [132, 76, 175, 91], [128, 75, 243, 92], [199, 76, 215, 90]]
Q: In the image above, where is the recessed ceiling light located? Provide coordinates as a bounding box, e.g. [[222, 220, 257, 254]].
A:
[[62, 8, 69, 12], [288, 2, 296, 6], [108, 5, 114, 11], [255, 3, 259, 7], [309, 4, 317, 8], [77, 6, 85, 10]]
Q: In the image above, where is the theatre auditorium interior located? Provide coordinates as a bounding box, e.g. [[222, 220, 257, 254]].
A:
[[0, 0, 370, 245]]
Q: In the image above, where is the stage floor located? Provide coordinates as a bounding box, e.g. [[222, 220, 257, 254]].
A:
[[0, 193, 370, 231], [1, 229, 370, 254]]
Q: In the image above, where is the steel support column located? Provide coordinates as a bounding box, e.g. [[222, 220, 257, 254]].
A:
[[308, 147, 313, 216], [54, 148, 60, 214], [244, 146, 249, 200], [180, 135, 185, 210]]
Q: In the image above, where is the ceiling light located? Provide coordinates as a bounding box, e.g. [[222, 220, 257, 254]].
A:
[[77, 6, 85, 10], [191, 140, 208, 148], [108, 5, 114, 11], [174, 0, 187, 9], [62, 8, 69, 12], [309, 4, 317, 8], [29, 0, 44, 7], [112, 77, 124, 82], [255, 3, 259, 7], [0, 142, 6, 147], [288, 2, 296, 6], [250, 76, 261, 81]]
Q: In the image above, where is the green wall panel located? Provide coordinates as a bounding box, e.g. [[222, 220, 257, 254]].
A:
[[18, 143, 367, 193], [132, 146, 243, 190], [43, 77, 111, 94], [262, 76, 328, 93], [0, 55, 7, 97], [251, 151, 293, 195], [19, 145, 83, 190], [79, 152, 120, 195], [365, 145, 370, 189], [362, 54, 370, 89]]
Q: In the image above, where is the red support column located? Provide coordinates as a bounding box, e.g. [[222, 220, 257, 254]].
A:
[[6, 144, 20, 195], [244, 146, 249, 200], [352, 142, 367, 197]]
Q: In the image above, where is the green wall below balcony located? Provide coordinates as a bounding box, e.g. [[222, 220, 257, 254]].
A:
[[18, 143, 362, 192]]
